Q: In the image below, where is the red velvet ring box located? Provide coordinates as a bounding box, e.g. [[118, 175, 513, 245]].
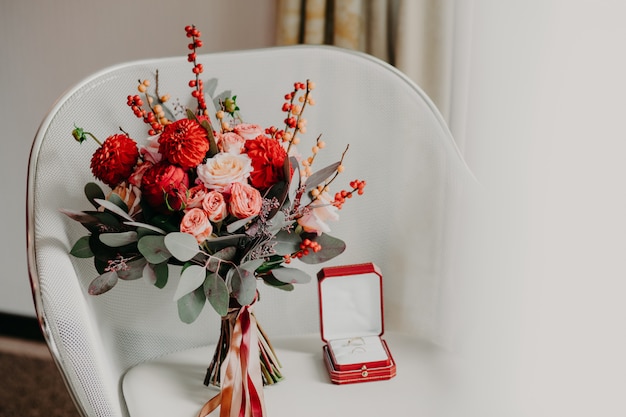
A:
[[317, 262, 396, 384]]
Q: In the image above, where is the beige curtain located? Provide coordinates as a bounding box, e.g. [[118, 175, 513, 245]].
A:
[[275, 0, 454, 121]]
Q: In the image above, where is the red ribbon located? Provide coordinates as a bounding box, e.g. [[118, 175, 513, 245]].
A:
[[198, 306, 266, 417]]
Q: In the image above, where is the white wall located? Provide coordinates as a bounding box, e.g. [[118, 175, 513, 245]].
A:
[[448, 1, 626, 415], [0, 0, 277, 317]]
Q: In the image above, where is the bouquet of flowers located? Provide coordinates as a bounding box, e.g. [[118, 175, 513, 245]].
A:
[[63, 24, 365, 417]]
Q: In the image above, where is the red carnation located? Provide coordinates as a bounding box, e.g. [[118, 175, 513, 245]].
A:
[[158, 118, 209, 170], [140, 162, 189, 212], [243, 135, 287, 190], [90, 134, 139, 187]]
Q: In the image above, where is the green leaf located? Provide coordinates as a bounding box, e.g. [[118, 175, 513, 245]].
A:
[[117, 257, 147, 281], [99, 231, 138, 247], [138, 235, 172, 264], [271, 266, 312, 284], [204, 272, 229, 316], [164, 232, 200, 262], [85, 182, 105, 208], [88, 271, 118, 295], [298, 233, 346, 264], [305, 161, 341, 192], [229, 265, 257, 306], [70, 236, 94, 258], [173, 264, 207, 301], [177, 286, 206, 324], [94, 198, 134, 221]]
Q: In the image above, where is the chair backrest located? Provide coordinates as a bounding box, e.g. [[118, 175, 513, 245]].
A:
[[27, 45, 475, 417]]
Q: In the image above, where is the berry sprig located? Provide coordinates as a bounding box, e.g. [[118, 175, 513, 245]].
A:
[[283, 238, 322, 264], [279, 80, 315, 153], [185, 25, 207, 115], [127, 72, 172, 136], [331, 179, 366, 209], [300, 134, 326, 177]]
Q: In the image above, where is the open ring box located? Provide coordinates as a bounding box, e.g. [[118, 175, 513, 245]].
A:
[[317, 262, 396, 384]]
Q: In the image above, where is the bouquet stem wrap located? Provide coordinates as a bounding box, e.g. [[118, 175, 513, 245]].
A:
[[199, 305, 278, 417]]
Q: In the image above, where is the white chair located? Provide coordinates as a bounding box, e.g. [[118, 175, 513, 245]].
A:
[[27, 45, 476, 417]]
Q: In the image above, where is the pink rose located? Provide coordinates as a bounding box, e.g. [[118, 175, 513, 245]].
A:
[[128, 161, 153, 188], [297, 192, 339, 235], [202, 191, 228, 222], [196, 152, 253, 192], [140, 134, 163, 164], [180, 208, 213, 244], [229, 182, 262, 219], [186, 184, 209, 209], [233, 123, 264, 140], [216, 131, 246, 154]]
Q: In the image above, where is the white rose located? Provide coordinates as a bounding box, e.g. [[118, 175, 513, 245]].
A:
[[297, 192, 340, 235], [196, 152, 253, 192]]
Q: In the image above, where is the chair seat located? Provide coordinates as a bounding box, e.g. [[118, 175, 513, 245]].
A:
[[122, 333, 457, 416]]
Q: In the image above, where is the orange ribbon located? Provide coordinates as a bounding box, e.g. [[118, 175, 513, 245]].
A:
[[198, 306, 266, 417]]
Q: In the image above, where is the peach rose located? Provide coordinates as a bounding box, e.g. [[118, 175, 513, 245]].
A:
[[229, 182, 262, 219], [297, 192, 339, 235], [108, 183, 142, 218], [233, 123, 264, 140], [185, 184, 209, 209], [202, 191, 228, 222], [196, 152, 253, 192], [216, 131, 246, 154], [180, 208, 213, 244]]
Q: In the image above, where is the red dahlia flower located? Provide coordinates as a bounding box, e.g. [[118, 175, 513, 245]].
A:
[[243, 135, 287, 190], [90, 134, 139, 187], [140, 162, 189, 212], [158, 118, 209, 170]]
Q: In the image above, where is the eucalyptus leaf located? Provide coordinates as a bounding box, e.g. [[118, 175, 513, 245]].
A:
[[99, 231, 138, 247], [261, 273, 295, 291], [59, 209, 101, 226], [204, 272, 229, 316], [142, 262, 169, 288], [287, 157, 302, 204], [298, 233, 346, 264], [94, 198, 134, 221], [88, 271, 118, 295], [138, 235, 172, 264], [164, 232, 201, 262], [304, 161, 341, 192], [70, 236, 94, 258], [124, 221, 166, 235], [226, 216, 257, 233], [117, 257, 147, 281], [85, 182, 105, 208], [271, 267, 312, 284], [204, 234, 247, 253], [177, 286, 206, 324], [207, 246, 237, 272], [107, 193, 129, 213], [173, 265, 207, 301], [229, 265, 257, 306], [270, 230, 301, 255]]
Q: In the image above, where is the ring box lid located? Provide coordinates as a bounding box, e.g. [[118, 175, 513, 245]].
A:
[[317, 263, 384, 343]]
